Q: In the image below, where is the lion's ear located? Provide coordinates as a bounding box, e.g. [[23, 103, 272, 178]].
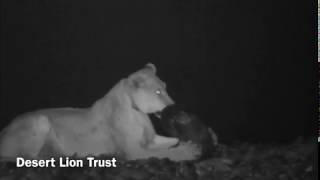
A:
[[145, 63, 156, 74], [128, 74, 145, 89]]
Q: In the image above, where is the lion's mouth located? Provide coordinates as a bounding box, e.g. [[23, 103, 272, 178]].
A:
[[154, 112, 162, 119], [148, 111, 162, 120]]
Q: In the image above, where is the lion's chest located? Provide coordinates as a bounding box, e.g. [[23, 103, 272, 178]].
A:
[[121, 111, 155, 144]]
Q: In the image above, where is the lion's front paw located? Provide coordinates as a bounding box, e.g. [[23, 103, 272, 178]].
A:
[[168, 142, 202, 161], [148, 135, 179, 149]]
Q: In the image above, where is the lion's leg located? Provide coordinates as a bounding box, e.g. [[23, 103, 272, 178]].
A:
[[127, 141, 201, 161], [0, 115, 51, 158], [147, 135, 179, 149]]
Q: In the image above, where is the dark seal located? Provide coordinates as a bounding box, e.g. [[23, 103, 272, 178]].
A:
[[151, 105, 218, 159]]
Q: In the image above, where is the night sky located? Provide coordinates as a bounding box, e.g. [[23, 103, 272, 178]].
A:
[[1, 0, 317, 143]]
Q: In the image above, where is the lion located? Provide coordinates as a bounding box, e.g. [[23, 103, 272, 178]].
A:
[[0, 63, 200, 161]]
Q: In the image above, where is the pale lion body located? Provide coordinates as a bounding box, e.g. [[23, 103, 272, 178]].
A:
[[0, 64, 200, 161]]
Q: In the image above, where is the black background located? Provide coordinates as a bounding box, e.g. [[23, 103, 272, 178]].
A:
[[0, 0, 317, 143]]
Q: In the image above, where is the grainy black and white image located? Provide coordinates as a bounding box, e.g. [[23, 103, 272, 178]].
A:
[[0, 0, 317, 179]]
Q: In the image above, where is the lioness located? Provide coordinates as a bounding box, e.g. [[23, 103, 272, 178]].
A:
[[0, 63, 200, 161]]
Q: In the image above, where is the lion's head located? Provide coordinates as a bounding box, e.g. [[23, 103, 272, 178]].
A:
[[127, 63, 174, 114]]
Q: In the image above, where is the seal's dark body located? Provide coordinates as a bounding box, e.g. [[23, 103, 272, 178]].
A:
[[152, 105, 216, 159]]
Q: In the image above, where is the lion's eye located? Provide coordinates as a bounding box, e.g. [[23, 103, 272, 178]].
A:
[[155, 90, 161, 95]]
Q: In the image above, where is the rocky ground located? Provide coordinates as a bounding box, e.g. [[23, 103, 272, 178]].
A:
[[0, 137, 317, 180]]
